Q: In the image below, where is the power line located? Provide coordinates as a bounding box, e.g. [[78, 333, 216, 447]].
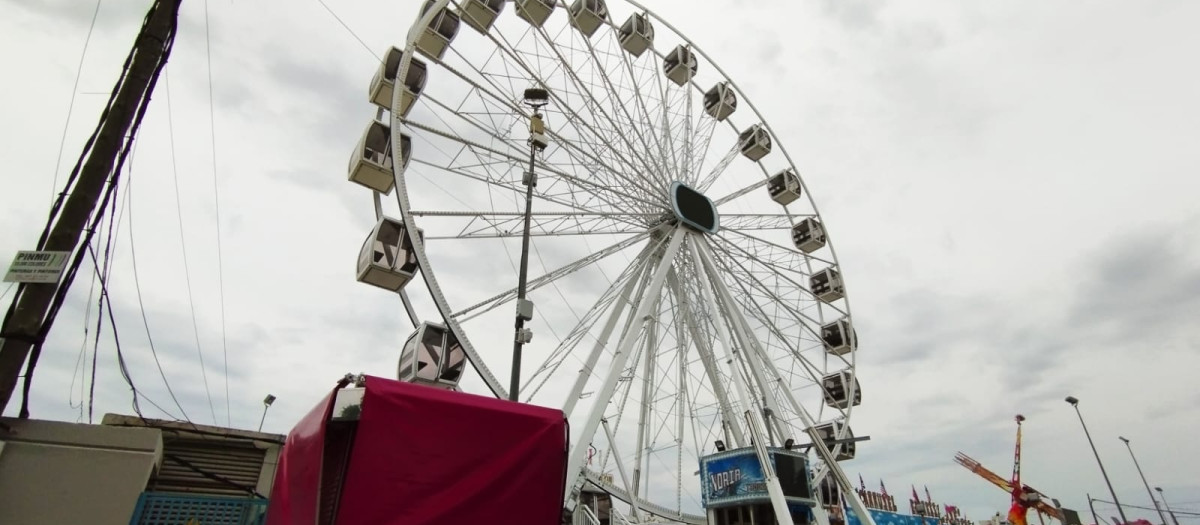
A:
[[48, 0, 104, 206], [202, 0, 232, 428], [0, 0, 180, 416], [127, 161, 193, 424], [164, 70, 218, 426], [1092, 499, 1200, 517], [315, 0, 381, 62]]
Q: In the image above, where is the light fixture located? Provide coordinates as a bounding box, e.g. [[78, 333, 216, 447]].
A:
[[258, 394, 277, 432], [523, 87, 550, 108], [1065, 395, 1127, 524]]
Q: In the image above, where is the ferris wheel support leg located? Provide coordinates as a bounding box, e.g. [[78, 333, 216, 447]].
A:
[[601, 418, 644, 524], [687, 235, 794, 525], [561, 261, 647, 418], [562, 227, 687, 512], [692, 239, 870, 525]]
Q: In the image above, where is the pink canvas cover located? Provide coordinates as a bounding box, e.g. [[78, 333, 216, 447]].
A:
[[266, 376, 568, 525], [265, 387, 337, 525]]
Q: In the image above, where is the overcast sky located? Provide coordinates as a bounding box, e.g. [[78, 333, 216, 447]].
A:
[[2, 0, 1199, 522]]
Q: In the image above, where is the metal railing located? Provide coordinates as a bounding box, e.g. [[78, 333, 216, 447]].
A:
[[129, 492, 268, 525]]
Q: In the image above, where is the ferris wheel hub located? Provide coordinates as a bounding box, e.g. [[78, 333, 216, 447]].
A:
[[669, 181, 719, 234]]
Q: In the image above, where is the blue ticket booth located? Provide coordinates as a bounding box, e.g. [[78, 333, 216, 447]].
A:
[[700, 447, 816, 525]]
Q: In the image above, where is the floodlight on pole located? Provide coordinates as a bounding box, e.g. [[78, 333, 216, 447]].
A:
[[1155, 487, 1180, 525], [508, 86, 551, 402], [1119, 437, 1168, 525], [1065, 395, 1128, 525], [258, 394, 276, 432]]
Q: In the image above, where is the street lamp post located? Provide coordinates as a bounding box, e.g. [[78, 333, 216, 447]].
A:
[[1065, 396, 1128, 525], [508, 87, 550, 402], [1154, 487, 1180, 525], [1119, 437, 1168, 525], [258, 394, 276, 432]]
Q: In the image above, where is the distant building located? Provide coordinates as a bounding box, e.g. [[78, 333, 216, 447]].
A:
[[0, 414, 283, 525]]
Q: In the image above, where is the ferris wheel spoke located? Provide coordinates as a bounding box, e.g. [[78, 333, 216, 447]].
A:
[[576, 27, 675, 182], [411, 55, 663, 213], [521, 259, 646, 402], [713, 177, 766, 206], [531, 26, 667, 195], [450, 231, 651, 322], [707, 243, 851, 402], [483, 25, 666, 203], [708, 235, 847, 335], [413, 210, 651, 239], [696, 140, 745, 193], [403, 117, 662, 213], [614, 42, 676, 189], [685, 115, 719, 186], [718, 227, 840, 275], [718, 213, 812, 231]]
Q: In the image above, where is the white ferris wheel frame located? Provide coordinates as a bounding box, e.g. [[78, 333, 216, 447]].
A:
[[378, 1, 875, 524]]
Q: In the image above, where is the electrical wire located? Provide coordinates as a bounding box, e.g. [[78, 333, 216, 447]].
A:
[[316, 0, 382, 62], [202, 0, 232, 428], [127, 163, 194, 424], [164, 70, 219, 426], [15, 0, 178, 419], [48, 0, 104, 206]]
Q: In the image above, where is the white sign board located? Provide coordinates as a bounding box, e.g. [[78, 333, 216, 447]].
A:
[[3, 250, 71, 283]]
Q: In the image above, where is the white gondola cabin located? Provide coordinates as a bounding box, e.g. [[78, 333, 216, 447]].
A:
[[738, 124, 772, 161], [663, 45, 697, 86], [413, 0, 461, 60], [369, 47, 427, 117], [398, 321, 467, 390], [356, 217, 422, 292], [813, 420, 855, 461], [618, 13, 654, 57], [818, 474, 842, 507], [767, 168, 801, 205], [703, 82, 737, 121], [809, 267, 844, 303], [821, 369, 862, 409], [459, 0, 504, 34], [517, 0, 556, 28], [821, 318, 857, 355], [792, 217, 826, 253], [568, 0, 608, 38], [348, 120, 410, 194]]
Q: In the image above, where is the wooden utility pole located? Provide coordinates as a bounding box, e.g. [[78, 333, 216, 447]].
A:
[[0, 0, 180, 415]]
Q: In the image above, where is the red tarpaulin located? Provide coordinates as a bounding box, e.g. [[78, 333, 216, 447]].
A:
[[267, 376, 568, 525]]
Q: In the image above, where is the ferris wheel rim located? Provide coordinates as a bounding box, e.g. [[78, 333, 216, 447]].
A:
[[381, 0, 864, 517]]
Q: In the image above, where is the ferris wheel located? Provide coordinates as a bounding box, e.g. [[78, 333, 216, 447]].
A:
[[346, 0, 870, 522]]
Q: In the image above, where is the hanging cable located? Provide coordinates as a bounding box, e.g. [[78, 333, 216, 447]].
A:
[[48, 0, 105, 207], [164, 70, 218, 425], [202, 0, 232, 426], [15, 0, 181, 419]]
